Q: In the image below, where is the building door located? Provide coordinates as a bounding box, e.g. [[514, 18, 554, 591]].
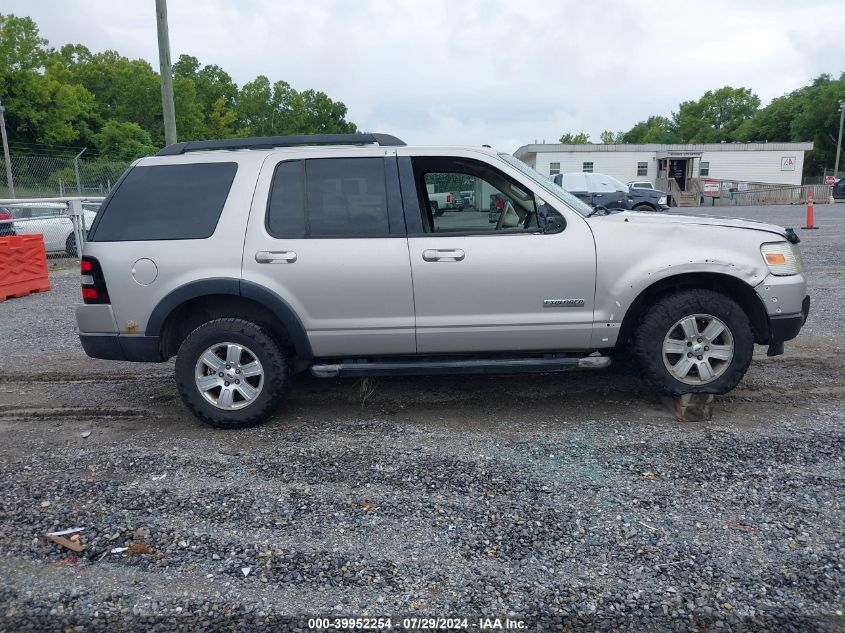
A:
[[669, 159, 687, 190]]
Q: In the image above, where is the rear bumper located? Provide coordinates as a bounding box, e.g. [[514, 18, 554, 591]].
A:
[[79, 333, 162, 362]]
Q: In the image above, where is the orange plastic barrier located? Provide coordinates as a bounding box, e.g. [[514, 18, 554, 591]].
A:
[[0, 235, 51, 302]]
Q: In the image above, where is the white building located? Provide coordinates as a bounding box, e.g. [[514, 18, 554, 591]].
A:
[[513, 142, 813, 204]]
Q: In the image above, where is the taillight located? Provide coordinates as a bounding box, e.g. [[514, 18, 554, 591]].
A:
[[80, 256, 110, 304]]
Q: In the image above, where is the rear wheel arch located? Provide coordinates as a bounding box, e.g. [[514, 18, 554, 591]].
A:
[[149, 279, 312, 363], [616, 272, 770, 349]]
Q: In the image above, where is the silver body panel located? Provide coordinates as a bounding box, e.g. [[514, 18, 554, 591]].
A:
[[79, 152, 265, 335], [76, 144, 808, 358], [241, 147, 415, 357], [586, 211, 807, 347]]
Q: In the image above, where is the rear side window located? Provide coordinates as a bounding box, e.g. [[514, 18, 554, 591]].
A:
[[91, 162, 238, 241], [266, 157, 389, 238]]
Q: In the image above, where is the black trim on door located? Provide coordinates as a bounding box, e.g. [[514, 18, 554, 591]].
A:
[[397, 156, 425, 234], [384, 155, 406, 236]]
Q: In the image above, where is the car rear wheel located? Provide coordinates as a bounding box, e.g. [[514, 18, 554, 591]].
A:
[[632, 289, 754, 395], [175, 318, 289, 428], [65, 233, 79, 257]]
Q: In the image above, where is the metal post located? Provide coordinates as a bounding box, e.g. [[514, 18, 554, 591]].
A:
[[68, 199, 86, 258], [834, 100, 844, 179], [0, 100, 14, 198], [73, 147, 86, 194], [156, 0, 177, 146]]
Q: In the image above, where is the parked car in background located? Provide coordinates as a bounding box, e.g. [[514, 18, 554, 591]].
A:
[[428, 191, 458, 215], [553, 172, 628, 210], [11, 205, 98, 256], [626, 185, 669, 212], [0, 207, 15, 237], [628, 181, 655, 190], [833, 178, 845, 200], [554, 173, 669, 212]]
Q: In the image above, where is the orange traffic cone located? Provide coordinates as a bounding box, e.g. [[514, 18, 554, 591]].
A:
[[801, 189, 818, 230]]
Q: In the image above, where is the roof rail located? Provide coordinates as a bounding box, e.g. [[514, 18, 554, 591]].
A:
[[156, 133, 406, 156]]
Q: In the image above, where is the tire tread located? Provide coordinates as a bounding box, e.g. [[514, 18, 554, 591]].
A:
[[175, 318, 289, 429]]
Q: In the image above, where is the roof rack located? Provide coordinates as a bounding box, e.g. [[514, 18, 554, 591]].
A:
[[156, 133, 406, 156]]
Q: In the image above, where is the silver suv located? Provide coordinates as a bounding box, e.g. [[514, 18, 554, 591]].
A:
[[76, 133, 810, 428]]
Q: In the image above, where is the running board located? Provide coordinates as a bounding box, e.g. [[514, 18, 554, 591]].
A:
[[310, 355, 611, 378]]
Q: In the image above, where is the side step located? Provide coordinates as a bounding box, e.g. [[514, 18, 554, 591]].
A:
[[311, 355, 611, 378]]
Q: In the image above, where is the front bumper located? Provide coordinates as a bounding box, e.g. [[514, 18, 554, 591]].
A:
[[765, 295, 810, 356]]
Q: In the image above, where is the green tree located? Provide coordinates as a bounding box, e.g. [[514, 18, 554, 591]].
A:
[[558, 132, 591, 144], [0, 14, 46, 73], [93, 120, 156, 161], [620, 115, 680, 144], [730, 73, 845, 174], [53, 46, 162, 143], [675, 86, 760, 142], [599, 130, 623, 144]]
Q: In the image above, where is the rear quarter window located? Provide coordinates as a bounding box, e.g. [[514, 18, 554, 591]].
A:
[[90, 162, 238, 241]]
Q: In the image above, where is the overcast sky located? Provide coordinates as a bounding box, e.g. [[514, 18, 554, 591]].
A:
[[6, 0, 844, 151]]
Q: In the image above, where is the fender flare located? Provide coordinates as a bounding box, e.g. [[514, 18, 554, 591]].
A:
[[145, 278, 313, 360]]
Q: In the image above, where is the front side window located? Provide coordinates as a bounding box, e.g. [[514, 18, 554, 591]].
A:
[[498, 153, 593, 217], [413, 157, 537, 233], [266, 157, 390, 238], [582, 162, 593, 173], [549, 161, 560, 176], [700, 161, 710, 176], [91, 162, 238, 241], [637, 162, 648, 176]]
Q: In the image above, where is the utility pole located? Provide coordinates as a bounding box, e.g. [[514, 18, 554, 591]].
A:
[[155, 0, 177, 146], [0, 99, 15, 198], [835, 100, 844, 179]]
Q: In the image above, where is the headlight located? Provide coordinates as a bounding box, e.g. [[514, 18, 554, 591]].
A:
[[761, 242, 802, 276], [658, 196, 667, 205]]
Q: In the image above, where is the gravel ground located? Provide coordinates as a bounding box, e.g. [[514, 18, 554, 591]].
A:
[[0, 204, 843, 631]]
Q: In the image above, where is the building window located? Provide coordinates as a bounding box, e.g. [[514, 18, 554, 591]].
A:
[[582, 162, 593, 173], [549, 162, 560, 176], [637, 162, 648, 176], [700, 161, 710, 176]]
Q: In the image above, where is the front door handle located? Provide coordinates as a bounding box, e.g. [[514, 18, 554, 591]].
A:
[[255, 250, 297, 264], [422, 248, 465, 262]]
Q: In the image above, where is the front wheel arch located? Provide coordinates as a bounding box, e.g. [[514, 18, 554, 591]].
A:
[[616, 272, 770, 350]]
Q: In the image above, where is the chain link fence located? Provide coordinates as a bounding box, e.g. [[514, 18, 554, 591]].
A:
[[0, 198, 103, 261], [0, 153, 125, 261], [0, 154, 128, 198]]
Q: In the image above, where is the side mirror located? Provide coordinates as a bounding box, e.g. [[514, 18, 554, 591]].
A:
[[537, 201, 565, 234]]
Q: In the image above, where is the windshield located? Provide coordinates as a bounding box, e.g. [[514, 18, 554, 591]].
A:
[[498, 153, 594, 217]]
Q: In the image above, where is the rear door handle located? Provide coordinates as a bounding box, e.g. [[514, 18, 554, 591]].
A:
[[422, 248, 465, 262], [255, 250, 297, 264]]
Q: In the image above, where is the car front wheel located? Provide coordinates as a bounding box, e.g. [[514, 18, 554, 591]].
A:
[[632, 289, 754, 395], [175, 318, 289, 428]]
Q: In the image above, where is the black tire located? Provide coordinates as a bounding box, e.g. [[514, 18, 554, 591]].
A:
[[632, 289, 754, 395], [632, 203, 655, 212], [66, 233, 78, 257], [175, 318, 289, 429]]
